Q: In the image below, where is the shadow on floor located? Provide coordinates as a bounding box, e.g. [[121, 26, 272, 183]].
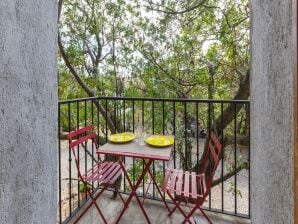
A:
[[68, 191, 251, 224]]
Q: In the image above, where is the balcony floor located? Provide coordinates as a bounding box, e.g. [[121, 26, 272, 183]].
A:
[[68, 191, 250, 224]]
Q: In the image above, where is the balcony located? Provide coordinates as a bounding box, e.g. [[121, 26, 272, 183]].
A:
[[58, 96, 250, 223], [64, 191, 250, 224]]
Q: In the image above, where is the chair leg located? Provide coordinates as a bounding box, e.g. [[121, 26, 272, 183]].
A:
[[112, 190, 118, 199], [167, 192, 211, 224], [186, 202, 197, 224], [73, 185, 108, 224], [168, 198, 182, 216], [197, 206, 213, 224], [166, 191, 189, 220], [181, 219, 193, 224], [116, 188, 126, 204], [86, 186, 108, 224], [182, 204, 213, 224], [141, 178, 152, 205], [73, 201, 95, 224], [113, 160, 153, 224], [145, 163, 171, 213]]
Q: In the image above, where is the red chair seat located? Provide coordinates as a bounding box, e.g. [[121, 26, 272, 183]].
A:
[[162, 169, 207, 200], [82, 161, 122, 184]]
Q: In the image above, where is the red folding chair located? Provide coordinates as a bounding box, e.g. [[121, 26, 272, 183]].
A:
[[67, 125, 124, 224], [161, 132, 222, 224]]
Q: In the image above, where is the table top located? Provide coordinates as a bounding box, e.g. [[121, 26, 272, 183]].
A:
[[97, 140, 173, 161]]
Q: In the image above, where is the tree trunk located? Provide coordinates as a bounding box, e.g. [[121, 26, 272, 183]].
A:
[[193, 72, 249, 174]]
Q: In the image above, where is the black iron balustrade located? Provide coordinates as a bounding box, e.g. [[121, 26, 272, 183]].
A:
[[58, 96, 250, 223]]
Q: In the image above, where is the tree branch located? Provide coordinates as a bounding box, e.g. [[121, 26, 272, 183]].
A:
[[192, 71, 249, 175], [212, 162, 249, 187], [95, 34, 102, 67], [141, 50, 201, 87], [147, 0, 208, 15], [58, 34, 116, 133], [58, 1, 116, 133], [215, 70, 250, 135]]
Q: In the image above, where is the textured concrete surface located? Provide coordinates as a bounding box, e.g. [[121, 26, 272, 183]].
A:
[[69, 191, 251, 224], [0, 1, 57, 223], [251, 0, 295, 223]]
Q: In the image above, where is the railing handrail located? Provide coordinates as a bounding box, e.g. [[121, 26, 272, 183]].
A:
[[58, 96, 250, 104]]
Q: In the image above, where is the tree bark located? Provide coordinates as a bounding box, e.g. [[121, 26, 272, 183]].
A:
[[58, 34, 116, 133], [58, 0, 121, 195], [193, 71, 249, 176], [215, 71, 250, 135]]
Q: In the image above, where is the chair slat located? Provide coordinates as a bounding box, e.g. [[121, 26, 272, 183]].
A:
[[162, 169, 173, 191], [85, 165, 101, 180], [103, 163, 121, 183], [99, 162, 116, 182], [68, 125, 94, 139], [109, 166, 123, 184], [200, 174, 206, 196], [175, 170, 184, 195], [196, 174, 202, 196], [197, 175, 202, 196], [191, 172, 197, 199], [86, 161, 108, 175], [87, 161, 109, 180], [69, 132, 96, 149], [83, 162, 121, 184], [183, 171, 190, 197], [169, 170, 178, 193]]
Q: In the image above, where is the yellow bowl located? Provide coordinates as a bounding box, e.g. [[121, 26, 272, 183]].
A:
[[108, 132, 135, 143], [145, 135, 174, 147]]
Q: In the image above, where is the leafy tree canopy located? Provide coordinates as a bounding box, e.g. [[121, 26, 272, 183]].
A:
[[58, 0, 249, 100]]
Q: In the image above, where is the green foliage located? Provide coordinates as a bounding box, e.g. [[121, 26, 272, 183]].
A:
[[125, 159, 150, 192], [228, 182, 243, 198], [79, 182, 92, 193], [58, 1, 250, 198], [125, 159, 165, 197], [58, 0, 249, 101]]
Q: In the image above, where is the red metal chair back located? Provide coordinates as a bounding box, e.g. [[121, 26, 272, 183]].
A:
[[67, 125, 98, 180], [200, 132, 222, 200]]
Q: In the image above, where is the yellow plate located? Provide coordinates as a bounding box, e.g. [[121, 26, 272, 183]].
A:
[[145, 135, 174, 147], [108, 132, 135, 143]]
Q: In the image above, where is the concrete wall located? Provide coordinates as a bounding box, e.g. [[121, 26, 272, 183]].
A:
[[251, 0, 295, 223], [0, 1, 57, 223]]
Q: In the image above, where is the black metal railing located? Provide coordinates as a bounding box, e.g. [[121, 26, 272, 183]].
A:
[[58, 96, 250, 223]]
